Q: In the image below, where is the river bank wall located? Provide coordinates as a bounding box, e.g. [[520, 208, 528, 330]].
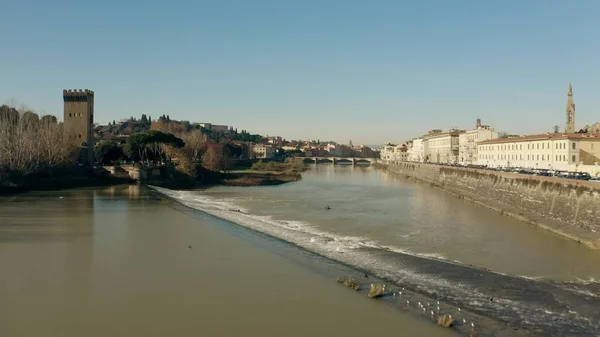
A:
[[378, 162, 600, 249]]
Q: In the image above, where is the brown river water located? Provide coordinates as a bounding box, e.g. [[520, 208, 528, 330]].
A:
[[0, 184, 454, 337], [2, 165, 600, 336]]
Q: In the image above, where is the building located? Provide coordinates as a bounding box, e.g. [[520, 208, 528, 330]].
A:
[[356, 145, 375, 158], [252, 144, 275, 159], [458, 118, 499, 166], [565, 82, 576, 133], [424, 129, 464, 164], [407, 138, 424, 162], [582, 122, 600, 134], [63, 89, 94, 164], [476, 133, 600, 174], [380, 144, 408, 163], [198, 123, 229, 134], [267, 136, 283, 147]]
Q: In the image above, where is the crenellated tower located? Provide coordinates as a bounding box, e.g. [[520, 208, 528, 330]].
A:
[[565, 82, 575, 133], [63, 89, 95, 164]]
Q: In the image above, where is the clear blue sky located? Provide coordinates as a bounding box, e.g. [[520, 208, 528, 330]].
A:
[[2, 0, 600, 145]]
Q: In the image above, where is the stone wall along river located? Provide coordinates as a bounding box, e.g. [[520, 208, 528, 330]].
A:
[[381, 162, 600, 249]]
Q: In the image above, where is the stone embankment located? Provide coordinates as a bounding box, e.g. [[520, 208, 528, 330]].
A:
[[379, 162, 600, 249]]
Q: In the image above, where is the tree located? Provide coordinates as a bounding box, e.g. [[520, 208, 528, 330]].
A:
[[202, 146, 218, 170], [95, 141, 124, 165], [123, 130, 184, 165]]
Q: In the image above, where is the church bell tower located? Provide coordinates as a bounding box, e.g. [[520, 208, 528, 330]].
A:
[[565, 82, 575, 133]]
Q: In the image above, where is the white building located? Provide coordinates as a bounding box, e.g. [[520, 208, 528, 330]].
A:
[[424, 130, 464, 164], [380, 144, 408, 163], [458, 118, 499, 166], [252, 144, 275, 159], [477, 133, 600, 175], [407, 138, 424, 162]]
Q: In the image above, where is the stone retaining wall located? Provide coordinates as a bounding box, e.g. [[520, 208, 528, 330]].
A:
[[382, 162, 600, 248]]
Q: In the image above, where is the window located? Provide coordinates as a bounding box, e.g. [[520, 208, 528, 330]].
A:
[[69, 113, 72, 117], [572, 143, 576, 150], [572, 155, 576, 162]]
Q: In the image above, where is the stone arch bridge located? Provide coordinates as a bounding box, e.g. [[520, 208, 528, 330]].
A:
[[302, 157, 375, 165]]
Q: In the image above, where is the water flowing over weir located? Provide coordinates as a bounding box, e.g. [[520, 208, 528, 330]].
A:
[[151, 186, 600, 336]]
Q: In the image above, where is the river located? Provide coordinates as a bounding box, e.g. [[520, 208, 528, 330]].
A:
[[153, 164, 600, 336], [3, 164, 600, 336]]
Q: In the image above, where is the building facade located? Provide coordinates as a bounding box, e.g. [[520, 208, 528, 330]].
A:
[[477, 133, 600, 174], [252, 144, 275, 159], [407, 138, 424, 162], [63, 89, 94, 164], [380, 144, 408, 163], [458, 118, 499, 165], [424, 130, 464, 164]]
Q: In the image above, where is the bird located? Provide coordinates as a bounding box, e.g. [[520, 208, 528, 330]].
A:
[[458, 308, 461, 312], [188, 245, 192, 250], [489, 296, 494, 303], [463, 318, 467, 324], [471, 322, 475, 328]]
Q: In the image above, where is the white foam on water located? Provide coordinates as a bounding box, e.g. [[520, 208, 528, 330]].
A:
[[150, 186, 597, 332]]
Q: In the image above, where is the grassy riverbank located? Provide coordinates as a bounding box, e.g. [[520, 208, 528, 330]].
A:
[[150, 160, 305, 190], [221, 160, 305, 186]]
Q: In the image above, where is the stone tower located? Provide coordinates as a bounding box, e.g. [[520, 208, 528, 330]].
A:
[[476, 117, 482, 129], [565, 82, 576, 133], [63, 89, 94, 164]]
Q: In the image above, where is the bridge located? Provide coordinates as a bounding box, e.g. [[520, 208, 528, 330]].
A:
[[302, 157, 375, 165]]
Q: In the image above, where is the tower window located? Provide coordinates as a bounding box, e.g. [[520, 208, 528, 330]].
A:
[[69, 113, 72, 117]]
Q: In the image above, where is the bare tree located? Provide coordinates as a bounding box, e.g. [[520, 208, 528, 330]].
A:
[[0, 104, 74, 177], [181, 130, 206, 162]]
